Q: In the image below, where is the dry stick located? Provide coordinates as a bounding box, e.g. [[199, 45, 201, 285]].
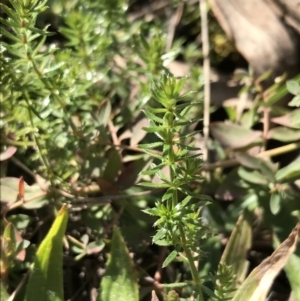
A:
[[7, 271, 30, 301], [166, 4, 184, 51], [262, 106, 270, 152], [200, 0, 210, 162], [200, 142, 300, 172]]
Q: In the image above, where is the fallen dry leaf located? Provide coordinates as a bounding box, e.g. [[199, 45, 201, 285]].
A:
[[233, 222, 300, 301]]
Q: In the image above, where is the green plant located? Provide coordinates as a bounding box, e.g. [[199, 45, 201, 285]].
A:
[[2, 0, 300, 300], [138, 73, 219, 300]]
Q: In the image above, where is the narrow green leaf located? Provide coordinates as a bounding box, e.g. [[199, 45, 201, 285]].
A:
[[162, 282, 187, 288], [138, 142, 164, 149], [142, 126, 166, 133], [100, 226, 138, 301], [28, 26, 54, 36], [0, 4, 19, 23], [25, 204, 68, 301], [138, 182, 170, 189], [1, 27, 21, 43], [143, 109, 164, 124], [162, 250, 178, 268], [143, 207, 161, 216], [140, 148, 162, 160], [153, 239, 172, 246], [31, 34, 48, 57]]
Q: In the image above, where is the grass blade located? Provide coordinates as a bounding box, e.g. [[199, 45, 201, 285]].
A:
[[24, 204, 68, 301], [100, 226, 138, 301], [232, 222, 300, 301]]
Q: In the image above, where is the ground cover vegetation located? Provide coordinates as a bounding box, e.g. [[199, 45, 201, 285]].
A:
[[1, 0, 300, 301]]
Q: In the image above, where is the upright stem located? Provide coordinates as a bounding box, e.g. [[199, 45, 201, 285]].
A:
[[200, 0, 210, 163], [179, 225, 204, 301]]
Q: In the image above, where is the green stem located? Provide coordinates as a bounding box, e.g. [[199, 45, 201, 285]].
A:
[[179, 225, 204, 301]]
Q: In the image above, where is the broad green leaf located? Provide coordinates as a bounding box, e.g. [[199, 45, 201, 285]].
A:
[[273, 235, 300, 301], [100, 226, 138, 301], [269, 192, 281, 215], [24, 204, 68, 301], [95, 99, 111, 126], [7, 214, 33, 229], [240, 108, 258, 129], [275, 157, 300, 183], [117, 157, 151, 189], [0, 177, 49, 209], [237, 167, 268, 185], [3, 223, 17, 260], [289, 95, 300, 107], [210, 122, 262, 149], [268, 126, 300, 142], [232, 222, 300, 301], [103, 149, 123, 183], [286, 80, 300, 95], [216, 214, 252, 297], [235, 153, 277, 183], [271, 108, 300, 129]]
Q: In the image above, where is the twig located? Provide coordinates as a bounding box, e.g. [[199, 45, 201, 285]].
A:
[[200, 142, 300, 172], [10, 157, 36, 179], [166, 4, 184, 51], [262, 106, 270, 151], [7, 271, 30, 301], [200, 0, 210, 162]]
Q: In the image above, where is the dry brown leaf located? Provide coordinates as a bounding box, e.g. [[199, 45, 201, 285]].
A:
[[233, 222, 300, 301]]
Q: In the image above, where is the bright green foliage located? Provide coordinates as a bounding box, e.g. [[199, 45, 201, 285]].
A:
[[2, 0, 300, 300], [24, 204, 68, 301], [100, 226, 138, 301], [139, 73, 213, 299]]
